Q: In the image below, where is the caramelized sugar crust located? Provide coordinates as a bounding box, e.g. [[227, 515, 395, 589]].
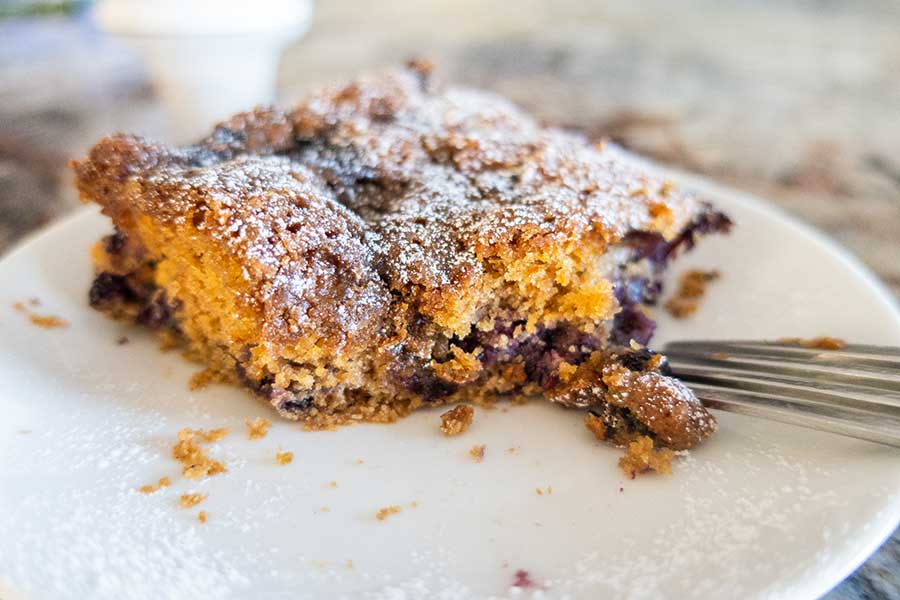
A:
[[72, 63, 728, 448]]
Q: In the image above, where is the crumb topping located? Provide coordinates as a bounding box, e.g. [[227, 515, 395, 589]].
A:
[[440, 404, 474, 436], [469, 444, 486, 462], [275, 450, 293, 465], [246, 417, 271, 440], [137, 476, 171, 494], [618, 435, 674, 478], [664, 269, 720, 318], [375, 505, 402, 521]]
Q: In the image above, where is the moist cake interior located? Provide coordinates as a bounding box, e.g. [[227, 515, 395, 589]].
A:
[[73, 62, 729, 450]]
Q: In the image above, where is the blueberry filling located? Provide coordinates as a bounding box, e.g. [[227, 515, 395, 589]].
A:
[[623, 209, 732, 268], [89, 272, 137, 309]]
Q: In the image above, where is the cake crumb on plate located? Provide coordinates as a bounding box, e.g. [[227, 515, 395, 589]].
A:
[[440, 405, 474, 436], [246, 417, 271, 440], [618, 436, 674, 478], [172, 429, 227, 480], [179, 492, 208, 509], [188, 368, 218, 390], [664, 269, 720, 318], [470, 444, 486, 462], [375, 505, 402, 521], [137, 476, 171, 494]]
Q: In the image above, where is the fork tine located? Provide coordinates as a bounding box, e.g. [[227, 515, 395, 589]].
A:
[[686, 383, 900, 448], [668, 360, 900, 414], [663, 340, 900, 448], [665, 353, 900, 395], [664, 340, 900, 369]]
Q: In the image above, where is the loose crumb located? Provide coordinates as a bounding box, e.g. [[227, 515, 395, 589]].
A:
[[409, 501, 418, 508], [188, 368, 217, 391], [328, 480, 337, 487], [14, 300, 68, 328], [778, 336, 847, 350], [506, 446, 520, 454], [197, 511, 208, 523], [28, 313, 68, 329], [585, 412, 607, 441], [618, 436, 675, 478], [246, 417, 271, 440], [535, 487, 543, 496], [470, 444, 486, 462], [172, 428, 228, 480], [319, 506, 330, 513], [512, 569, 536, 589], [179, 492, 208, 508], [664, 269, 720, 318], [439, 404, 474, 436], [346, 560, 354, 569], [659, 180, 675, 197], [375, 505, 402, 521], [179, 427, 229, 443], [355, 459, 365, 465], [116, 336, 130, 345], [137, 476, 171, 494], [276, 450, 294, 465]]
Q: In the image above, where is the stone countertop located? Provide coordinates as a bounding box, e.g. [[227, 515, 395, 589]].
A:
[[0, 2, 898, 597]]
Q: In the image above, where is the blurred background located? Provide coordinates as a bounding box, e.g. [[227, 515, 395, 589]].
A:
[[0, 0, 898, 596]]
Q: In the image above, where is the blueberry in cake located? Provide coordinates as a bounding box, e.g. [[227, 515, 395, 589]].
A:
[[72, 62, 729, 450]]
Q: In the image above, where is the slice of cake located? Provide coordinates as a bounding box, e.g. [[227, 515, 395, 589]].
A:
[[72, 62, 729, 450]]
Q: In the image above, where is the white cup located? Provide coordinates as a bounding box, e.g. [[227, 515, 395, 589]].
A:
[[94, 0, 313, 142]]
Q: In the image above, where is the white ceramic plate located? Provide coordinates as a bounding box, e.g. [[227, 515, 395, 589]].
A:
[[1, 162, 898, 600]]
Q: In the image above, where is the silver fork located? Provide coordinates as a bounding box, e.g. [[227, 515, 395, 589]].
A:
[[663, 340, 900, 448]]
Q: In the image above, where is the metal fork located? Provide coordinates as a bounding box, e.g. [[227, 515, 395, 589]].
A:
[[663, 340, 900, 448]]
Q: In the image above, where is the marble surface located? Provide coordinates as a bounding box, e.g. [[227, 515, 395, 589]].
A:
[[0, 2, 898, 598]]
